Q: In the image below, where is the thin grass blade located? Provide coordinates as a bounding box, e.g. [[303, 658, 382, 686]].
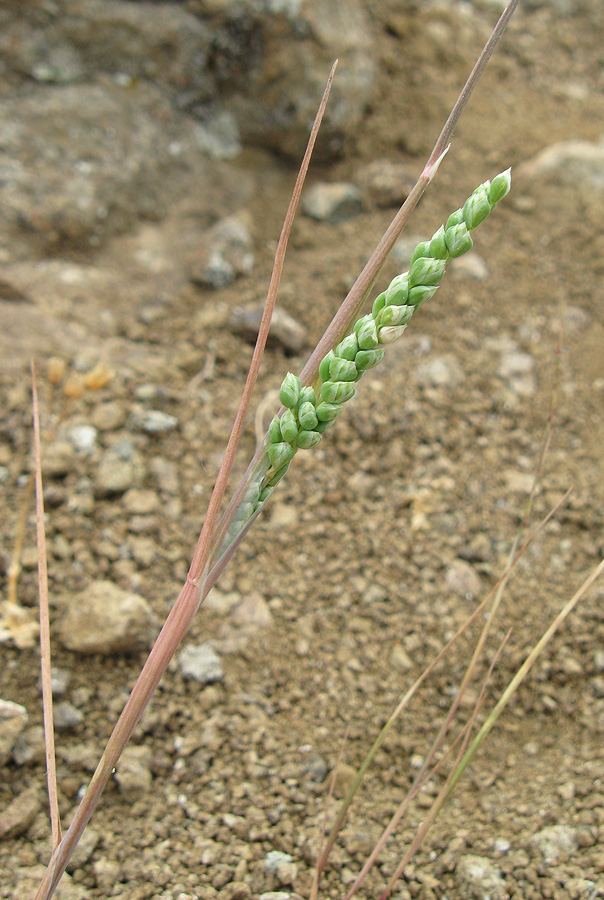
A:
[[31, 363, 62, 848]]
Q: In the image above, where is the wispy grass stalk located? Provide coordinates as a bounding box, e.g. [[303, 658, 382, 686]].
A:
[[31, 364, 61, 850], [311, 488, 571, 899]]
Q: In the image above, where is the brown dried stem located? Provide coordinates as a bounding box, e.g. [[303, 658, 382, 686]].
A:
[[32, 363, 62, 849]]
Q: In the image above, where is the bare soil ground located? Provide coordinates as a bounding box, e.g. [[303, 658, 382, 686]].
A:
[[1, 4, 603, 900]]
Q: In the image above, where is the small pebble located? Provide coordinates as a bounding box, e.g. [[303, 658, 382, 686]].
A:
[[415, 355, 462, 388], [231, 593, 273, 631], [456, 854, 507, 900], [54, 702, 84, 732], [50, 667, 71, 696], [91, 401, 126, 431], [529, 824, 578, 863], [42, 441, 76, 478], [0, 788, 40, 840], [178, 643, 224, 684], [95, 452, 135, 495], [302, 182, 363, 224], [498, 350, 536, 396], [123, 489, 159, 515], [149, 456, 180, 494], [68, 424, 97, 451], [0, 699, 28, 766], [229, 305, 306, 355], [264, 851, 293, 873], [191, 213, 254, 289], [445, 559, 482, 600], [12, 726, 46, 766], [57, 581, 158, 655], [114, 745, 153, 801], [451, 252, 489, 280], [133, 409, 179, 434], [355, 158, 414, 207], [390, 644, 413, 671]]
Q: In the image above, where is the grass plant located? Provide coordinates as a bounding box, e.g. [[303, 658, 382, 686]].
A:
[[21, 0, 603, 896]]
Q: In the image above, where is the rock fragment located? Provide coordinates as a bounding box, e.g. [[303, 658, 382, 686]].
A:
[[0, 789, 40, 841], [57, 581, 158, 655], [302, 182, 363, 224], [191, 213, 254, 289], [114, 745, 153, 801], [529, 825, 578, 864], [445, 559, 483, 600], [229, 305, 307, 354], [178, 643, 224, 684], [456, 854, 507, 900], [0, 699, 28, 766]]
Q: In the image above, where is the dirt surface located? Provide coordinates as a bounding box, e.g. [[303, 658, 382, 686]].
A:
[[1, 3, 604, 900]]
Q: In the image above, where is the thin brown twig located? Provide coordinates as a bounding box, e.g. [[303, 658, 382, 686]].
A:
[[31, 363, 62, 849], [313, 488, 571, 895], [309, 725, 350, 900], [34, 63, 337, 900], [378, 629, 513, 900]]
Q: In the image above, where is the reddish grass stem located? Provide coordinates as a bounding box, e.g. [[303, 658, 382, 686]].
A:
[[32, 364, 62, 849], [34, 62, 337, 900]]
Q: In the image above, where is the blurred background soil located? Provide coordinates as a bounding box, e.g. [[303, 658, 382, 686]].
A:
[[0, 1, 603, 898]]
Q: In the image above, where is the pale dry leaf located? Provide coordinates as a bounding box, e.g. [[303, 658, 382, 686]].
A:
[[0, 602, 40, 649]]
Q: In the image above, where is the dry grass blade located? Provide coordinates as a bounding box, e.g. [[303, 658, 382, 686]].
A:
[[312, 487, 570, 896], [443, 555, 604, 802], [31, 362, 62, 849], [34, 64, 337, 900], [376, 631, 513, 900], [309, 726, 350, 900]]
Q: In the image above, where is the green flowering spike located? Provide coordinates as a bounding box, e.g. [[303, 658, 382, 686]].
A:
[[489, 168, 511, 205], [445, 222, 473, 258], [329, 356, 358, 382], [385, 273, 409, 306], [410, 241, 430, 265], [268, 416, 282, 444], [321, 381, 356, 404], [280, 409, 299, 444], [376, 304, 410, 329], [372, 292, 387, 318], [408, 284, 438, 306], [298, 400, 319, 430], [355, 348, 385, 372], [463, 184, 491, 230], [429, 225, 448, 260], [268, 441, 296, 470], [319, 351, 335, 384], [446, 208, 464, 229], [316, 401, 343, 422], [378, 324, 408, 344], [280, 372, 301, 409], [409, 256, 447, 288], [335, 334, 359, 361], [355, 315, 378, 350], [300, 385, 316, 406], [296, 430, 322, 449], [266, 461, 290, 487], [246, 169, 513, 538]]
